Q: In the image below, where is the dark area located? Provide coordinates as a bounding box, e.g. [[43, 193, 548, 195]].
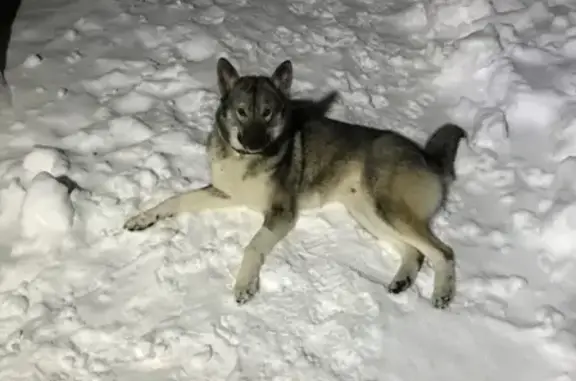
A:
[[291, 90, 340, 124], [0, 0, 23, 75], [55, 175, 81, 195]]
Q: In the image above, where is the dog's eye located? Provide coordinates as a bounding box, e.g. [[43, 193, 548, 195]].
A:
[[262, 108, 272, 118], [237, 108, 247, 118]]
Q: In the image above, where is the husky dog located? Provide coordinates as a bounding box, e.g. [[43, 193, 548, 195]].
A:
[[124, 58, 466, 309]]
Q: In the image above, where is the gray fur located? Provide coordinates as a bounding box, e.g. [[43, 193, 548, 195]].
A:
[[124, 58, 467, 309]]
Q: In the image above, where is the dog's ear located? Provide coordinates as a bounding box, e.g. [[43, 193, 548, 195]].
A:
[[217, 57, 239, 96], [271, 60, 293, 95]]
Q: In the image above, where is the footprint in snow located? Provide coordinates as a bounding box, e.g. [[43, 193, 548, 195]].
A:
[[459, 274, 527, 308]]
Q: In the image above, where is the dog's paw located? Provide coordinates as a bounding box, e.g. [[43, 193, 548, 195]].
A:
[[124, 212, 160, 231], [233, 276, 260, 305], [388, 275, 413, 294], [431, 281, 455, 309]]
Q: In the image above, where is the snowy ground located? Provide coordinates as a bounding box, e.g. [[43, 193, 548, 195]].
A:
[[0, 0, 575, 379]]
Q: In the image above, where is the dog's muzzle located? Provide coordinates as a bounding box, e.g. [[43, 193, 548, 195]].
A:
[[237, 127, 270, 153]]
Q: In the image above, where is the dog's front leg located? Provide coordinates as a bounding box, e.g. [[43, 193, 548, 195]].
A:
[[234, 197, 296, 304], [124, 185, 234, 231]]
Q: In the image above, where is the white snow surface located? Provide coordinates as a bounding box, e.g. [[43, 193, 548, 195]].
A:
[[19, 171, 74, 241], [1, 0, 576, 380]]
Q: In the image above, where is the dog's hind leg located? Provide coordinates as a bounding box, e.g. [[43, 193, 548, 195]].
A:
[[385, 205, 456, 309], [361, 151, 456, 307], [124, 185, 235, 231], [345, 197, 424, 295], [388, 248, 424, 294]]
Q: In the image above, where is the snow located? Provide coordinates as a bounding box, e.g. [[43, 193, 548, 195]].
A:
[[20, 171, 75, 241], [22, 146, 70, 178], [1, 0, 576, 380], [22, 54, 43, 69]]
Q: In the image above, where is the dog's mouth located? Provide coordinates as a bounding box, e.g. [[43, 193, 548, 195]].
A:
[[233, 141, 274, 155], [233, 146, 262, 155]]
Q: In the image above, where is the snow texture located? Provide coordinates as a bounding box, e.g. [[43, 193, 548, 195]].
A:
[[20, 171, 74, 240], [0, 0, 576, 380]]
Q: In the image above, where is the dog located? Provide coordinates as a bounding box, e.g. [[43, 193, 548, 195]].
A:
[[124, 57, 467, 309]]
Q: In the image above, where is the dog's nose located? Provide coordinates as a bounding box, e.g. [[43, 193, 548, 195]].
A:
[[238, 129, 268, 151]]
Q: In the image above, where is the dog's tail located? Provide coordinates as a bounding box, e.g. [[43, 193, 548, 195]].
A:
[[312, 90, 339, 118], [424, 123, 467, 181], [291, 90, 339, 120]]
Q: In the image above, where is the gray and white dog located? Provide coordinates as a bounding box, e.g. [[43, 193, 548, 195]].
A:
[[124, 58, 466, 309]]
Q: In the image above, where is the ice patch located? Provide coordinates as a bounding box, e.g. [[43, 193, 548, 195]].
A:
[[20, 172, 75, 241]]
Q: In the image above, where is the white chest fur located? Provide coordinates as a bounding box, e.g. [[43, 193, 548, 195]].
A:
[[210, 153, 273, 212]]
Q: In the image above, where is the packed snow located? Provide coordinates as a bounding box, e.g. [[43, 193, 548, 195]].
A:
[[1, 0, 576, 380]]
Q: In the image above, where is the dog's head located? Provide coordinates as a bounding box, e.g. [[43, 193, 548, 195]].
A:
[[215, 57, 293, 154]]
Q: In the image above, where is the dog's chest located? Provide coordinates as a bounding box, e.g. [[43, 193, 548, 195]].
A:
[[210, 154, 273, 210]]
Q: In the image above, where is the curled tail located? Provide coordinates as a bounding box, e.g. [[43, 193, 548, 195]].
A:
[[424, 123, 467, 181]]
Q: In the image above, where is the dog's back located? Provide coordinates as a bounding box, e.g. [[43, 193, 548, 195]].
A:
[[294, 117, 465, 212]]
